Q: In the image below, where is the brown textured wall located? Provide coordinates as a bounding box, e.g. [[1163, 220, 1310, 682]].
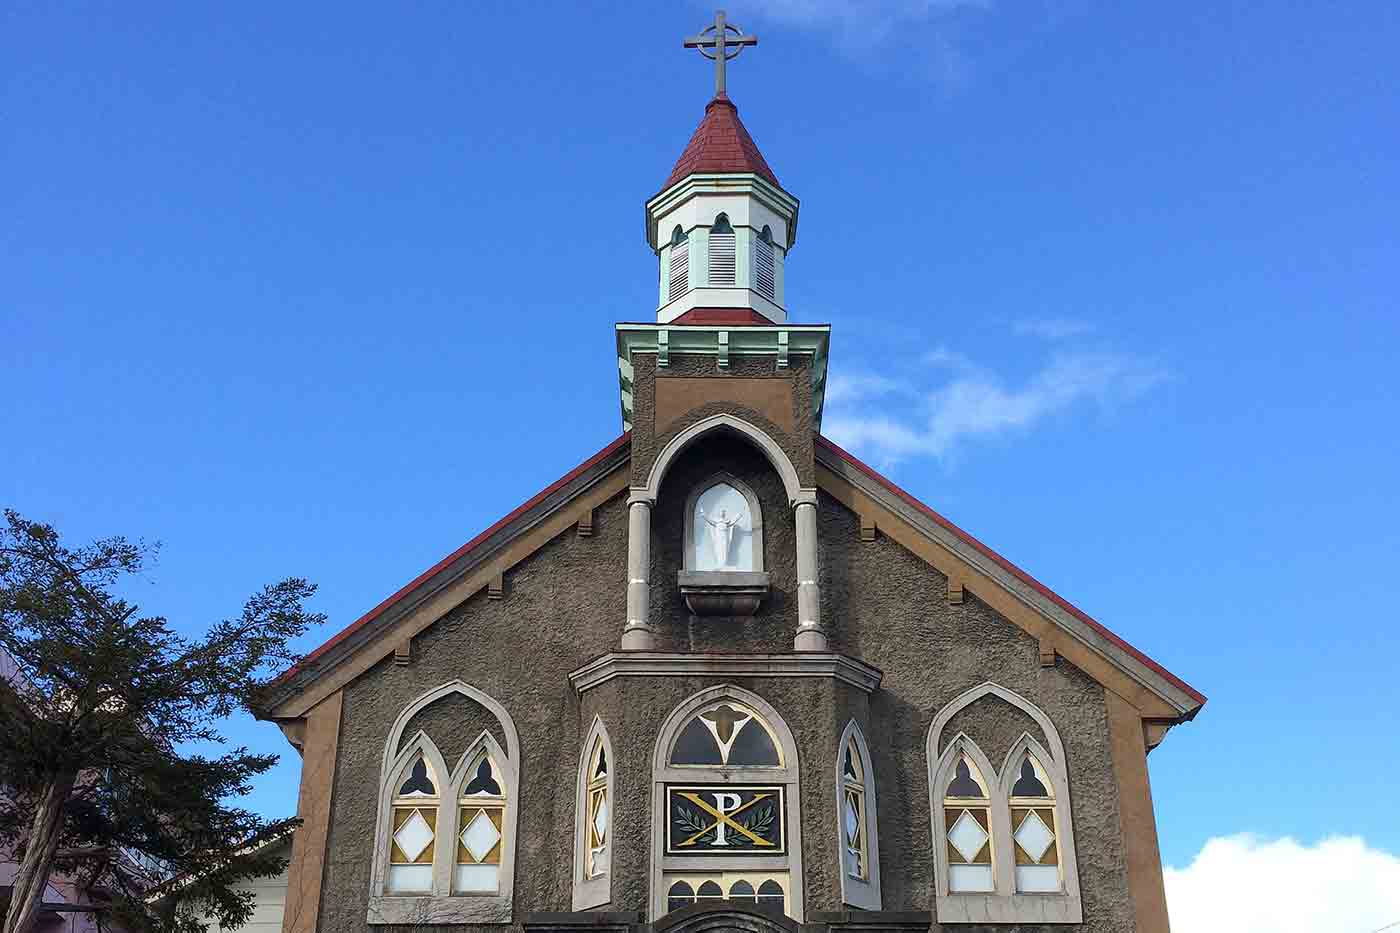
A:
[[938, 694, 1047, 762], [629, 353, 815, 490], [397, 690, 505, 770], [314, 444, 1138, 931]]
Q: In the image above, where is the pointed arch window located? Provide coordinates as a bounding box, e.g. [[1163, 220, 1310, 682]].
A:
[[572, 717, 615, 909], [926, 683, 1083, 924], [388, 754, 440, 893], [455, 750, 506, 893], [1009, 751, 1061, 892], [669, 225, 690, 300], [836, 720, 882, 908], [651, 686, 805, 921], [942, 747, 994, 893], [754, 225, 776, 300], [369, 681, 522, 926], [709, 213, 736, 286]]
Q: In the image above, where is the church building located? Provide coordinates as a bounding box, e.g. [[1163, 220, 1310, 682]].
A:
[[255, 14, 1204, 933]]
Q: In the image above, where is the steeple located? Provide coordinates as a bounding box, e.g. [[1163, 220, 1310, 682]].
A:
[[645, 14, 800, 326]]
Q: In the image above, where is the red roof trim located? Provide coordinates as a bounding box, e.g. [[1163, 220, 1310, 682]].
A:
[[670, 308, 776, 325], [273, 433, 631, 688], [816, 436, 1206, 707]]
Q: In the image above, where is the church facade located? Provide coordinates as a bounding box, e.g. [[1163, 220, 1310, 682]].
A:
[[255, 22, 1203, 933]]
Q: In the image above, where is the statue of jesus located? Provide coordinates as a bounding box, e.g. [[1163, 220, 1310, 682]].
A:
[[699, 505, 746, 568]]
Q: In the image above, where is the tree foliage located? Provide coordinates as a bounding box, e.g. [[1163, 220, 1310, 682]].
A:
[[0, 510, 324, 933]]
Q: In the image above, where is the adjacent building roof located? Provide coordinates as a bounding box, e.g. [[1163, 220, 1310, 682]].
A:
[[662, 93, 781, 191]]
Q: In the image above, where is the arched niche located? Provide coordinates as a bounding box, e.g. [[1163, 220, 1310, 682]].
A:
[[638, 413, 809, 507], [683, 472, 765, 572]]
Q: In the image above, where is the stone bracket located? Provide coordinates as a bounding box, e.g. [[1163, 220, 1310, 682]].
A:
[[859, 514, 876, 542], [1039, 635, 1057, 668], [393, 640, 412, 666], [777, 330, 789, 368], [657, 329, 670, 367], [488, 571, 505, 601], [947, 576, 965, 605], [717, 330, 730, 369], [677, 570, 771, 616], [577, 507, 595, 538]]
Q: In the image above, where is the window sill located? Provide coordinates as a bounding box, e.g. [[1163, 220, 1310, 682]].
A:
[[935, 892, 1082, 925], [678, 570, 770, 616], [367, 894, 513, 925]]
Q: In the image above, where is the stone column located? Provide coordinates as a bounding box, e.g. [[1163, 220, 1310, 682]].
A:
[[793, 491, 826, 651], [622, 493, 655, 650]]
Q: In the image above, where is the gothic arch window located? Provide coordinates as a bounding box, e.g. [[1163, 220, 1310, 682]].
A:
[[709, 213, 737, 286], [836, 720, 882, 909], [683, 473, 763, 572], [572, 716, 615, 909], [925, 683, 1083, 924], [669, 224, 690, 300], [754, 224, 776, 300], [651, 685, 805, 921], [368, 681, 522, 925]]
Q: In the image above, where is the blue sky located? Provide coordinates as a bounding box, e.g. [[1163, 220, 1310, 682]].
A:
[[5, 2, 1399, 927]]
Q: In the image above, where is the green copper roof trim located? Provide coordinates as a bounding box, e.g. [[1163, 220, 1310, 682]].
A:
[[614, 323, 829, 433]]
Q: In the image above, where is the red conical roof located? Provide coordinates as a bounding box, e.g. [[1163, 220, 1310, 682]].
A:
[[662, 93, 781, 190]]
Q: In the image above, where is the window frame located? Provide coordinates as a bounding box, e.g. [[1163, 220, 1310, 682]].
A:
[[835, 719, 882, 909], [925, 682, 1082, 924], [649, 685, 805, 922], [572, 715, 615, 910], [368, 680, 521, 926]]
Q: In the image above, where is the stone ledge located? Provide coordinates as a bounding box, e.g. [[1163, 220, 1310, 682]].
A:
[[810, 910, 933, 931], [569, 652, 883, 695], [523, 911, 643, 932], [678, 570, 771, 616]]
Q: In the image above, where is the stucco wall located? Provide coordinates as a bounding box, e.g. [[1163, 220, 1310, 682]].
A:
[[314, 442, 1134, 931]]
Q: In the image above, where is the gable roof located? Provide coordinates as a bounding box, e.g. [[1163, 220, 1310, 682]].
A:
[[259, 432, 1203, 723], [662, 93, 781, 192]]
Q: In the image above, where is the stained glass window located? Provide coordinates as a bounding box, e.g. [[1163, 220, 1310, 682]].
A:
[[455, 751, 505, 893], [943, 753, 993, 892], [669, 702, 780, 767], [840, 736, 868, 880], [662, 873, 789, 916], [1009, 754, 1060, 893], [388, 754, 438, 893], [585, 740, 609, 878]]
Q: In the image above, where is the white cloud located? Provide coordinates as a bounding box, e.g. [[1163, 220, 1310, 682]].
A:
[[824, 372, 906, 405], [823, 349, 1166, 465], [1012, 317, 1095, 339], [1165, 835, 1400, 933]]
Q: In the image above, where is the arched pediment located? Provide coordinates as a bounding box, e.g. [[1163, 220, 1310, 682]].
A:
[[654, 903, 801, 933]]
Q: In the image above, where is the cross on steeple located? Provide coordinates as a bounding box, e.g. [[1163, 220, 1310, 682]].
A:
[[684, 10, 758, 97]]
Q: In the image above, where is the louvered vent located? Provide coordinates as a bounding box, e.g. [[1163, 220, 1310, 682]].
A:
[[669, 241, 690, 300], [754, 238, 776, 301], [709, 233, 737, 286]]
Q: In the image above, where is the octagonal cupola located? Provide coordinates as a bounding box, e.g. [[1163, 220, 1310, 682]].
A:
[[646, 92, 799, 325]]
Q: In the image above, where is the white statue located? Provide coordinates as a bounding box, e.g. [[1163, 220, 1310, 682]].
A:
[[700, 505, 746, 568]]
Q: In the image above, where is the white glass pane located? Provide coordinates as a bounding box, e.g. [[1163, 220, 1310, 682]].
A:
[[1014, 810, 1055, 863], [387, 864, 432, 893], [948, 864, 994, 893], [454, 863, 499, 893], [1016, 864, 1062, 893], [460, 810, 501, 862], [593, 796, 609, 842], [947, 810, 989, 863], [692, 484, 754, 570], [393, 811, 434, 862]]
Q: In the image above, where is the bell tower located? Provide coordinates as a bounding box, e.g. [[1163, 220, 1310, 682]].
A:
[[645, 12, 799, 325]]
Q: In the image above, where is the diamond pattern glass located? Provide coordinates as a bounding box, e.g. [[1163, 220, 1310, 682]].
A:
[[461, 810, 501, 863], [593, 797, 609, 842], [948, 810, 989, 863], [393, 810, 434, 862], [1015, 810, 1055, 863], [844, 797, 859, 844]]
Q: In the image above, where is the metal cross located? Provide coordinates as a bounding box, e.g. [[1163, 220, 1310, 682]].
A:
[[684, 10, 758, 97]]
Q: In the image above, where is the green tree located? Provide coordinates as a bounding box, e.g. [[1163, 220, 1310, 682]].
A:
[[0, 510, 324, 933]]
